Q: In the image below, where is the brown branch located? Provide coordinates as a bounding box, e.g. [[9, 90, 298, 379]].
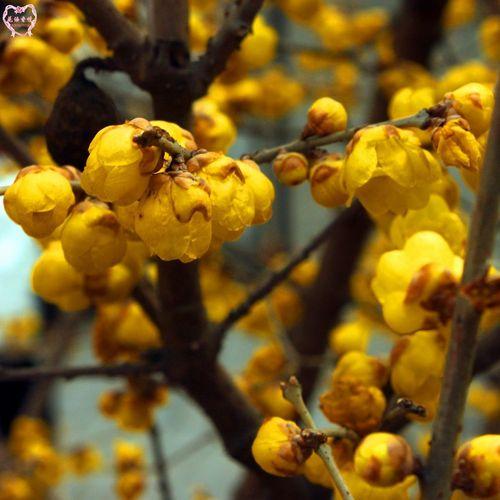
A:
[[149, 423, 173, 500], [193, 0, 265, 95], [0, 361, 163, 383], [473, 325, 500, 376], [0, 125, 35, 166], [210, 212, 348, 354], [68, 0, 143, 60], [423, 75, 500, 500]]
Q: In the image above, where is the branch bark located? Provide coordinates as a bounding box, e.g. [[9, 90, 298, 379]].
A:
[[0, 125, 35, 166], [423, 75, 500, 500], [149, 423, 173, 500], [193, 0, 265, 97]]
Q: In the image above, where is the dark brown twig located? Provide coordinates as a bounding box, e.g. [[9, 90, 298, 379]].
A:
[[149, 423, 173, 500], [423, 75, 500, 500]]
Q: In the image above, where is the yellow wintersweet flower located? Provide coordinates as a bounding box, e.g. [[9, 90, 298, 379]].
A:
[[461, 130, 489, 191], [329, 315, 372, 355], [187, 152, 253, 243], [114, 440, 145, 500], [252, 417, 309, 477], [429, 171, 460, 209], [432, 117, 484, 171], [388, 86, 436, 143], [310, 5, 353, 53], [66, 445, 102, 476], [436, 61, 496, 97], [372, 231, 463, 334], [114, 440, 145, 471], [332, 351, 388, 389], [61, 200, 127, 274], [304, 97, 348, 137], [81, 119, 162, 205], [31, 241, 90, 311], [43, 14, 85, 53], [343, 125, 441, 215], [309, 154, 349, 208], [453, 435, 500, 498], [93, 300, 161, 363], [273, 152, 309, 186], [193, 99, 236, 153], [480, 16, 500, 62], [4, 165, 76, 238], [468, 383, 500, 420], [114, 201, 140, 240], [379, 61, 435, 98], [189, 10, 213, 53], [236, 159, 275, 225], [354, 433, 415, 487], [0, 473, 33, 500], [446, 82, 494, 137], [276, 0, 322, 23], [319, 376, 386, 435], [444, 0, 476, 29], [390, 329, 447, 420], [135, 172, 212, 262], [351, 9, 388, 45], [389, 194, 467, 255]]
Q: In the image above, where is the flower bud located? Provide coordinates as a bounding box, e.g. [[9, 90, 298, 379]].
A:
[[193, 101, 236, 153], [81, 119, 162, 205], [304, 97, 348, 137], [319, 376, 386, 435], [432, 118, 484, 171], [4, 165, 76, 238], [446, 83, 494, 137], [43, 15, 85, 54], [31, 242, 89, 311], [61, 200, 127, 274], [329, 316, 371, 356], [252, 417, 310, 477], [273, 152, 309, 186], [480, 16, 500, 62], [309, 155, 349, 207], [135, 172, 212, 262], [332, 351, 388, 388], [354, 433, 415, 487], [453, 435, 500, 498]]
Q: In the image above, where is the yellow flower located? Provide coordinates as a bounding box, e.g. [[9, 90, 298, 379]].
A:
[[453, 435, 500, 498], [390, 329, 447, 420], [308, 154, 349, 207], [276, 0, 322, 23], [351, 9, 388, 45], [289, 258, 319, 287], [429, 170, 461, 209], [61, 200, 127, 274], [446, 83, 495, 137], [93, 300, 161, 363], [252, 417, 309, 477], [236, 159, 275, 225], [379, 62, 435, 98], [319, 376, 386, 435], [188, 152, 254, 242], [480, 16, 500, 62], [190, 10, 213, 53], [437, 61, 496, 97], [329, 315, 372, 355], [150, 119, 197, 164], [273, 152, 309, 186], [389, 194, 467, 255], [388, 86, 436, 143], [468, 383, 500, 420], [354, 433, 415, 487], [461, 130, 489, 191], [114, 201, 140, 240], [0, 473, 33, 500], [193, 100, 236, 152], [444, 0, 476, 29], [114, 440, 145, 500], [135, 172, 212, 262], [116, 471, 145, 500], [66, 445, 102, 476], [43, 14, 85, 53], [235, 16, 278, 71], [81, 119, 162, 205], [4, 165, 76, 238], [372, 231, 463, 334], [343, 125, 441, 215], [310, 5, 353, 53], [432, 117, 484, 171], [332, 351, 388, 388], [304, 97, 348, 137], [31, 241, 90, 311], [114, 440, 145, 472]]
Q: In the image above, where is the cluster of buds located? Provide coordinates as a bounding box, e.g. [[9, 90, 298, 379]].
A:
[[114, 440, 146, 500]]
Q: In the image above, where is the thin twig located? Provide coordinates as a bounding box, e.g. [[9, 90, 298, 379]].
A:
[[149, 423, 173, 500], [211, 212, 344, 354], [423, 75, 500, 500], [281, 377, 353, 500], [193, 0, 266, 96], [0, 361, 163, 383], [0, 125, 35, 166], [133, 126, 195, 163]]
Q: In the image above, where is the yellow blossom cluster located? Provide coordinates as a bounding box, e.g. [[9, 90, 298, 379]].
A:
[[114, 440, 146, 500]]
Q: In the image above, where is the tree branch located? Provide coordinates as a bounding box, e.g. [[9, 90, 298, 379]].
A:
[[0, 124, 35, 166], [423, 75, 500, 500], [210, 212, 348, 354], [149, 423, 173, 500], [0, 361, 163, 383], [193, 0, 265, 96]]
